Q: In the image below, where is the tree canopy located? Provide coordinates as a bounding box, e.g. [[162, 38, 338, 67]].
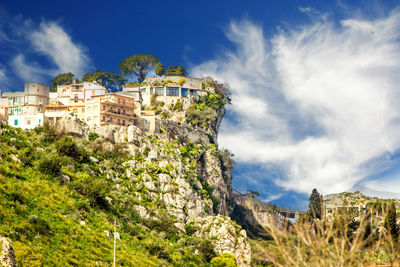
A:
[[119, 54, 159, 83], [50, 73, 76, 92], [309, 188, 323, 219], [165, 65, 188, 76], [82, 70, 127, 92], [155, 62, 165, 76]]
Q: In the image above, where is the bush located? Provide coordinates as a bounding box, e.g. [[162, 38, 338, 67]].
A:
[[177, 78, 185, 86], [88, 132, 99, 141], [72, 173, 111, 208], [38, 156, 62, 176], [185, 221, 198, 236], [210, 253, 237, 266], [198, 240, 216, 262], [55, 136, 88, 162]]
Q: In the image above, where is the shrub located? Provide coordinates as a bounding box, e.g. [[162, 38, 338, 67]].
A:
[[185, 221, 198, 236], [210, 253, 237, 266], [177, 78, 185, 86], [41, 122, 57, 143], [38, 156, 62, 176], [55, 136, 88, 162], [88, 132, 99, 141], [198, 240, 216, 262]]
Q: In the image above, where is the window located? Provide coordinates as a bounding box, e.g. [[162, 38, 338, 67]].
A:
[[103, 105, 106, 110], [37, 108, 41, 112], [155, 87, 164, 96], [122, 99, 125, 105], [27, 120, 31, 125], [190, 90, 198, 96], [150, 87, 154, 94], [140, 87, 147, 94], [166, 87, 179, 96], [102, 116, 105, 122], [14, 119, 18, 126], [144, 119, 148, 125], [181, 88, 188, 97]]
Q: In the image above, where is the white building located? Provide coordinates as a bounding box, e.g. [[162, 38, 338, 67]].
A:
[[1, 83, 49, 129]]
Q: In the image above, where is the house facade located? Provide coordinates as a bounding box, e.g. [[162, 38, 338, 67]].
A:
[[84, 92, 136, 128], [140, 76, 206, 109], [1, 83, 49, 129]]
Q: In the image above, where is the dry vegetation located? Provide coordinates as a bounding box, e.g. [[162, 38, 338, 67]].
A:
[[252, 209, 400, 267]]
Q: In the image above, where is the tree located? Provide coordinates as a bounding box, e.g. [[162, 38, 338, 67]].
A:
[[165, 65, 188, 76], [309, 188, 323, 219], [82, 69, 127, 92], [384, 202, 398, 239], [50, 73, 76, 92], [155, 62, 165, 76], [119, 54, 159, 83]]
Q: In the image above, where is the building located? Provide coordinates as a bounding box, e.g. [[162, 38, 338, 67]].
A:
[[140, 76, 207, 108], [279, 208, 304, 222], [1, 83, 49, 129], [84, 92, 136, 128], [56, 81, 108, 121]]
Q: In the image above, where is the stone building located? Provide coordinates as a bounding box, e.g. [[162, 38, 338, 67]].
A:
[[1, 83, 49, 129]]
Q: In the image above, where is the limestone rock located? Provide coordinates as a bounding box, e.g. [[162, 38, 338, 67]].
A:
[[55, 114, 86, 137], [195, 215, 251, 267], [59, 173, 71, 183], [134, 205, 150, 219], [0, 237, 16, 267]]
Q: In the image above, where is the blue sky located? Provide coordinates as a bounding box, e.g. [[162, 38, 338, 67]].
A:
[[2, 0, 400, 209]]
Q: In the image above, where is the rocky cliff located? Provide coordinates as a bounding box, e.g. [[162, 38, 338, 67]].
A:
[[52, 78, 253, 265]]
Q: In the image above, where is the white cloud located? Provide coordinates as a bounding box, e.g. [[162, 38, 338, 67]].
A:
[[10, 54, 49, 83], [29, 21, 91, 77], [192, 11, 400, 195], [1, 14, 92, 85]]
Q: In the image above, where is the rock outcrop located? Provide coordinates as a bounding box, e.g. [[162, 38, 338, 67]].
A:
[[230, 190, 285, 238], [0, 237, 16, 267], [196, 215, 251, 266], [55, 114, 86, 137]]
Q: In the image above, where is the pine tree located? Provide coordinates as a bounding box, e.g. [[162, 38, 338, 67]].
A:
[[309, 188, 322, 219], [384, 202, 398, 239], [155, 62, 165, 76]]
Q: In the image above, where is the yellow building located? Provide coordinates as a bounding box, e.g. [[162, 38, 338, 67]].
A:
[[56, 81, 108, 121], [84, 92, 136, 128]]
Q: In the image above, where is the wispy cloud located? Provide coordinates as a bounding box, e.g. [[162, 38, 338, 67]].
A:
[[29, 21, 91, 77], [192, 10, 400, 195], [0, 9, 92, 89]]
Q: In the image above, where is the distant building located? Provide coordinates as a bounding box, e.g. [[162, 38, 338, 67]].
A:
[[1, 83, 49, 129]]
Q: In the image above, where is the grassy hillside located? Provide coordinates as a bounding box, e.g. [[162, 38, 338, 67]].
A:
[[0, 124, 233, 266]]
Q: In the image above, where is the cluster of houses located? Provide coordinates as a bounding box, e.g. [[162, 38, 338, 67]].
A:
[[0, 76, 207, 134]]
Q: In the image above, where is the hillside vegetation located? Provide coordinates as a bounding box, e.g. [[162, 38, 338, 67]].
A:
[[0, 79, 248, 266]]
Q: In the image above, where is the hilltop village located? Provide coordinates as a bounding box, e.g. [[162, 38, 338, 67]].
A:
[[0, 76, 210, 133]]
